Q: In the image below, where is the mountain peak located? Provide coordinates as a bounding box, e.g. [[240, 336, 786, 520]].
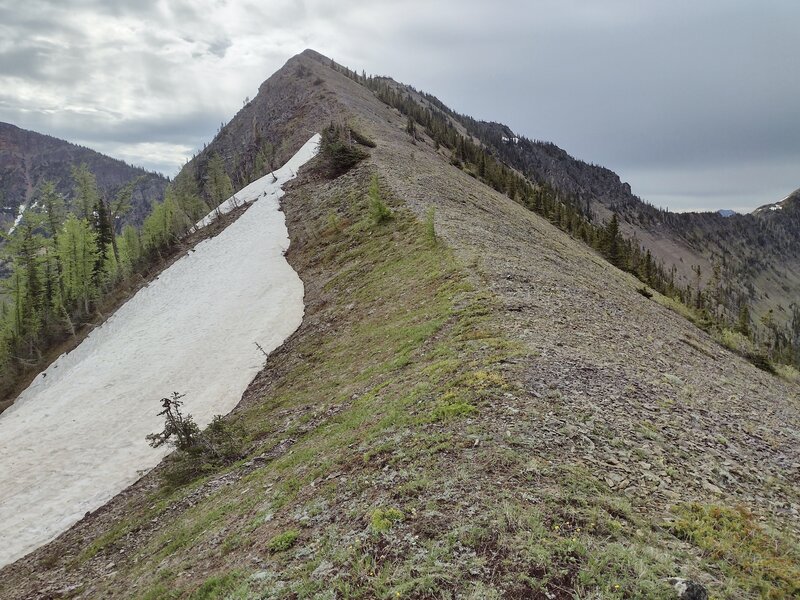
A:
[[297, 48, 330, 61], [752, 187, 800, 215]]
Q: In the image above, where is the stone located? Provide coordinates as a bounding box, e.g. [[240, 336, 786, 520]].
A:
[[667, 577, 708, 600]]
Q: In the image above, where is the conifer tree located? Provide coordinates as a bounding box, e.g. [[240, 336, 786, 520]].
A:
[[117, 224, 142, 276], [38, 181, 66, 241], [206, 153, 234, 207], [93, 198, 114, 286], [737, 303, 751, 337], [71, 164, 100, 220], [58, 214, 99, 314], [7, 219, 44, 350], [604, 214, 622, 267], [103, 177, 140, 265]]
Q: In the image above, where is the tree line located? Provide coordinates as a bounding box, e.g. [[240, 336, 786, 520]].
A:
[[0, 157, 235, 397]]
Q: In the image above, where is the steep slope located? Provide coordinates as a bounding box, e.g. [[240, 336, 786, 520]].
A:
[[450, 120, 800, 335], [0, 122, 169, 230], [0, 136, 317, 568], [752, 186, 800, 215], [1, 51, 798, 599]]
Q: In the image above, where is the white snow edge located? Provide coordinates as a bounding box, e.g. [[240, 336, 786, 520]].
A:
[[194, 135, 321, 230]]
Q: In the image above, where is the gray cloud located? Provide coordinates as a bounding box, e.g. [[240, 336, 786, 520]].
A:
[[0, 0, 796, 210]]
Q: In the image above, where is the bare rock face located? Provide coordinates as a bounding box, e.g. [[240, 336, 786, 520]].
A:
[[668, 578, 708, 600]]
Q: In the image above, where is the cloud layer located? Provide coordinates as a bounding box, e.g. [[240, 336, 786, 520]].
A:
[[1, 0, 797, 211]]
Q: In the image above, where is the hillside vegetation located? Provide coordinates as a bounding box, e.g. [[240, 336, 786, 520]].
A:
[[1, 51, 798, 599], [0, 122, 168, 230], [0, 135, 242, 404]]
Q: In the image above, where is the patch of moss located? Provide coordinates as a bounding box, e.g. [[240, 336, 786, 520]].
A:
[[370, 507, 404, 533], [267, 529, 299, 553], [429, 393, 476, 421], [670, 503, 800, 598]]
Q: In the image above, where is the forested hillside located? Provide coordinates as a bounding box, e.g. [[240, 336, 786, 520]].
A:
[[0, 146, 235, 403], [0, 122, 168, 230]]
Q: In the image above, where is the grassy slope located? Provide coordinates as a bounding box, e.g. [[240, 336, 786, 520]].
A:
[[1, 54, 798, 599]]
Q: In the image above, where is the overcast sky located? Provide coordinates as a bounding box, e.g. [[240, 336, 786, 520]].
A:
[[1, 0, 797, 212]]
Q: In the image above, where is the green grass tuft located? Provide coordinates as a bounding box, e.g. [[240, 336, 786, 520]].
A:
[[370, 507, 404, 533], [267, 529, 299, 553]]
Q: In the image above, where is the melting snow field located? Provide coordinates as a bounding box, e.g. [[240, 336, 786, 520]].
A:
[[0, 134, 320, 567]]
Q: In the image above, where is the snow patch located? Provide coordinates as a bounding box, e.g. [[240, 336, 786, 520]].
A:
[[194, 138, 318, 230], [0, 134, 320, 567], [8, 202, 28, 235]]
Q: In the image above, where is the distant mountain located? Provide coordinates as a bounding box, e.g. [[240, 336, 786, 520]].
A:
[[752, 187, 800, 216], [717, 209, 737, 217], [441, 118, 800, 332], [0, 122, 169, 231]]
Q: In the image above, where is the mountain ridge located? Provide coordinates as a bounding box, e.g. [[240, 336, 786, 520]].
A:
[[1, 50, 798, 598], [351, 62, 800, 355]]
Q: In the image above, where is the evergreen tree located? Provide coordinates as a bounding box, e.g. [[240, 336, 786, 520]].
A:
[[105, 177, 140, 265], [737, 303, 751, 337], [603, 214, 622, 267], [206, 153, 234, 207], [71, 164, 100, 220], [58, 214, 99, 314], [6, 219, 44, 350], [171, 172, 210, 223], [93, 198, 114, 286], [117, 224, 142, 276], [38, 181, 66, 240]]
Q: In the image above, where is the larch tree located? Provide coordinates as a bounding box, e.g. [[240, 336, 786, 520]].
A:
[[71, 164, 100, 220], [58, 214, 99, 314], [206, 153, 234, 207]]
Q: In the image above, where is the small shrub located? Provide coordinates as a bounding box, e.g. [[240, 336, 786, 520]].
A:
[[636, 286, 653, 299], [267, 530, 299, 553], [774, 362, 800, 384], [349, 127, 376, 148], [147, 393, 246, 486], [146, 392, 200, 451], [320, 122, 367, 177], [324, 211, 344, 236], [367, 174, 392, 224], [715, 328, 756, 356], [370, 507, 404, 533]]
